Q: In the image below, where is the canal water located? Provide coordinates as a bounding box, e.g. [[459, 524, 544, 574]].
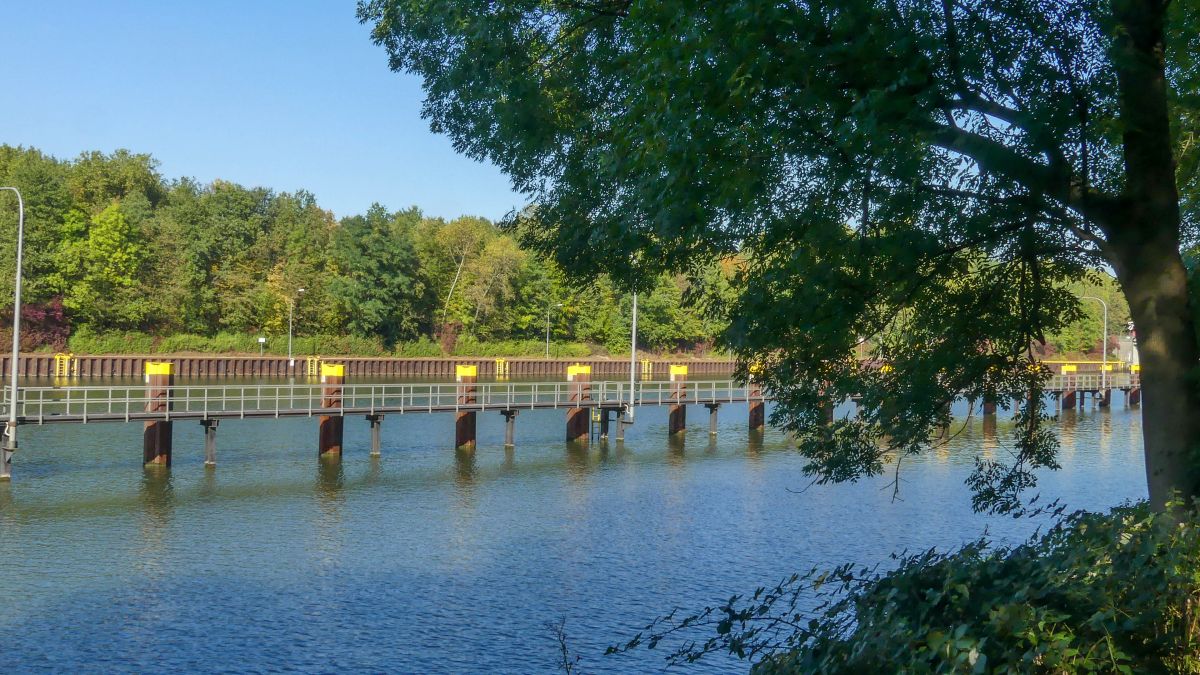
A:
[[0, 384, 1146, 673]]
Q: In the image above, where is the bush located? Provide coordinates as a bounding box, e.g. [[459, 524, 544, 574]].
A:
[[393, 338, 444, 357], [618, 501, 1200, 673], [451, 338, 593, 357], [67, 328, 155, 354]]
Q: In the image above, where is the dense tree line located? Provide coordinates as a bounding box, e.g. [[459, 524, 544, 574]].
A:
[[0, 144, 1123, 357], [0, 145, 728, 354]]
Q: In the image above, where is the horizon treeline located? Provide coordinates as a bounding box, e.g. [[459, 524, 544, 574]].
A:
[[0, 145, 729, 355]]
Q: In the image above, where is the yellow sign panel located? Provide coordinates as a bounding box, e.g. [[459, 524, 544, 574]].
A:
[[1061, 365, 1077, 373], [567, 364, 591, 377], [669, 365, 688, 376], [145, 362, 174, 376], [320, 363, 345, 378], [455, 364, 478, 378], [1132, 364, 1141, 373]]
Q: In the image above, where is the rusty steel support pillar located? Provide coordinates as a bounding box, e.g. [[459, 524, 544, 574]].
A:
[[455, 365, 477, 451], [749, 378, 765, 430], [1128, 387, 1141, 406], [143, 362, 174, 467], [1099, 389, 1112, 408], [820, 400, 836, 425], [705, 403, 719, 436], [502, 409, 517, 447], [982, 397, 997, 416], [366, 414, 384, 456], [566, 364, 591, 442], [1061, 390, 1076, 410], [668, 365, 687, 435], [202, 419, 219, 466], [599, 408, 611, 440], [616, 415, 626, 443], [318, 363, 345, 457]]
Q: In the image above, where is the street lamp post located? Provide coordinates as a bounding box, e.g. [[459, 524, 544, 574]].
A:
[[288, 287, 306, 368], [0, 187, 24, 480], [1081, 295, 1109, 392], [628, 292, 637, 422], [545, 302, 563, 358]]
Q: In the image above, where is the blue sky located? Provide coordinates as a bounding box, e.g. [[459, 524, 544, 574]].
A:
[[0, 1, 523, 221]]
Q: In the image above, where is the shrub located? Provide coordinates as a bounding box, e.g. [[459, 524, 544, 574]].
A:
[[67, 328, 154, 354], [617, 501, 1200, 673], [393, 338, 443, 357], [451, 338, 593, 357]]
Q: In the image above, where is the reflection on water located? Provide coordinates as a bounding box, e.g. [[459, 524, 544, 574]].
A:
[[0, 402, 1146, 673]]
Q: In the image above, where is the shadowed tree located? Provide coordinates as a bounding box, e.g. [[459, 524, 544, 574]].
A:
[[359, 0, 1200, 511]]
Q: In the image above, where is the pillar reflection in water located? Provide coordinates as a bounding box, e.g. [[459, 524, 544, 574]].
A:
[[137, 467, 174, 579], [667, 433, 686, 467], [316, 454, 345, 502], [981, 414, 998, 460], [1058, 408, 1078, 458], [365, 453, 383, 486], [454, 447, 477, 490], [564, 441, 591, 482], [747, 429, 765, 457]]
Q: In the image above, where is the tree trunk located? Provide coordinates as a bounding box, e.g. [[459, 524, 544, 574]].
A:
[[1111, 230, 1200, 510], [1106, 0, 1200, 510]]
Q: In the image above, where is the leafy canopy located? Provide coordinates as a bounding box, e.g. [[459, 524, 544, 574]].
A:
[[359, 0, 1200, 512]]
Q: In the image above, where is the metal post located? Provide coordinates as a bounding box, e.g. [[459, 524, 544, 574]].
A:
[[367, 414, 383, 456], [203, 419, 219, 466], [1081, 295, 1109, 393], [288, 287, 305, 369], [706, 403, 719, 435], [1, 187, 24, 480], [502, 409, 517, 447], [628, 292, 637, 423]]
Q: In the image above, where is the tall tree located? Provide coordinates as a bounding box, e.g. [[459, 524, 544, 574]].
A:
[[360, 0, 1200, 510], [52, 203, 149, 329], [328, 204, 428, 343]]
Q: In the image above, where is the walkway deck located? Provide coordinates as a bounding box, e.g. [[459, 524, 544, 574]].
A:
[[8, 380, 758, 425]]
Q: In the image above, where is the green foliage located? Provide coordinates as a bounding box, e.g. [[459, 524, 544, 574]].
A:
[[66, 327, 154, 354], [616, 501, 1200, 673], [0, 144, 725, 355], [392, 337, 445, 357], [60, 329, 601, 358], [53, 203, 150, 329], [327, 205, 429, 343], [1043, 274, 1132, 358], [450, 337, 591, 358], [358, 0, 1200, 510]]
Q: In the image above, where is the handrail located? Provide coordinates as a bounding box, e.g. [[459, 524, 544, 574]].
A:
[[4, 374, 1138, 425]]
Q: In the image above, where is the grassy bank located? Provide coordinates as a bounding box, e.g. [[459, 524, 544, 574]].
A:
[[59, 331, 729, 360]]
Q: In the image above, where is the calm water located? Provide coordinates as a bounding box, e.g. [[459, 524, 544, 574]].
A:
[[0, 385, 1146, 673]]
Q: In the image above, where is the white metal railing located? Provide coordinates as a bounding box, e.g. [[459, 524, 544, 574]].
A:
[[1045, 372, 1138, 392], [0, 373, 1138, 425], [0, 380, 760, 424]]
